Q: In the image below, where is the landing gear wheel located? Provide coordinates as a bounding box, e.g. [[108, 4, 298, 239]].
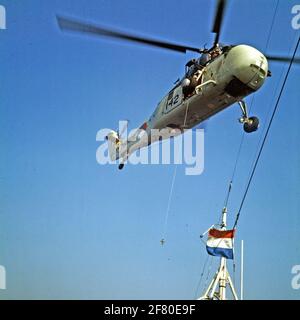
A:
[[243, 116, 259, 133], [118, 163, 125, 170]]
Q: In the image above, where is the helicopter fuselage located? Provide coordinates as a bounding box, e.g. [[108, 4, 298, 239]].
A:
[[148, 44, 268, 132], [107, 44, 268, 163], [57, 5, 298, 169]]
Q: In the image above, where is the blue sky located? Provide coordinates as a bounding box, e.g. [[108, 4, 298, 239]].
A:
[[0, 0, 299, 299]]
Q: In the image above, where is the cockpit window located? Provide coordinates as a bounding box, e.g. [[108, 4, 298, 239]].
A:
[[199, 53, 211, 66]]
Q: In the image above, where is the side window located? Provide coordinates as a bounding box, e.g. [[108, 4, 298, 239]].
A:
[[166, 91, 174, 111], [166, 91, 174, 110], [164, 88, 181, 113], [167, 91, 174, 100]]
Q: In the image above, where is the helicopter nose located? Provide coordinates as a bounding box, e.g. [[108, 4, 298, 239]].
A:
[[226, 45, 268, 91]]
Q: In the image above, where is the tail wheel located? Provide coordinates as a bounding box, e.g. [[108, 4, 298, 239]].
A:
[[243, 116, 259, 133]]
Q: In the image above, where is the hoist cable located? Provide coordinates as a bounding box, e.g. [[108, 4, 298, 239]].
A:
[[264, 0, 279, 51], [246, 31, 298, 196], [162, 165, 177, 238], [233, 36, 300, 230], [203, 256, 214, 291], [197, 1, 281, 298], [222, 0, 279, 214], [161, 101, 190, 240], [194, 254, 210, 299]]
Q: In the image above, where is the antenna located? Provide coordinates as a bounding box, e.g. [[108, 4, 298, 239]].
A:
[[198, 207, 238, 300]]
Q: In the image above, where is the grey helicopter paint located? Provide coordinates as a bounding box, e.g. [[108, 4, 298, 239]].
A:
[[57, 0, 299, 169]]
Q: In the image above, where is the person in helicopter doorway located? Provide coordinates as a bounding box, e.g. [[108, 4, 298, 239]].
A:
[[182, 57, 206, 99], [182, 45, 223, 99], [210, 44, 222, 60]]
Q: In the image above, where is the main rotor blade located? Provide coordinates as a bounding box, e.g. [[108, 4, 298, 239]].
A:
[[212, 0, 227, 47], [57, 16, 202, 54], [265, 55, 300, 64]]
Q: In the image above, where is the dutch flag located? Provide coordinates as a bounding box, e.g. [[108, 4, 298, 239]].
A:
[[206, 228, 235, 259]]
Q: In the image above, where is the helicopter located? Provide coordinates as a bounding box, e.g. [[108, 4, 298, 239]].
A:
[[57, 0, 300, 170]]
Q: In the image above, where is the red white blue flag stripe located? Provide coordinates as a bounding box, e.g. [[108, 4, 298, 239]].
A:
[[206, 228, 235, 259]]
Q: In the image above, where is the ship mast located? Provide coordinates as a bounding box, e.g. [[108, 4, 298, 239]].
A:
[[198, 207, 238, 300]]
